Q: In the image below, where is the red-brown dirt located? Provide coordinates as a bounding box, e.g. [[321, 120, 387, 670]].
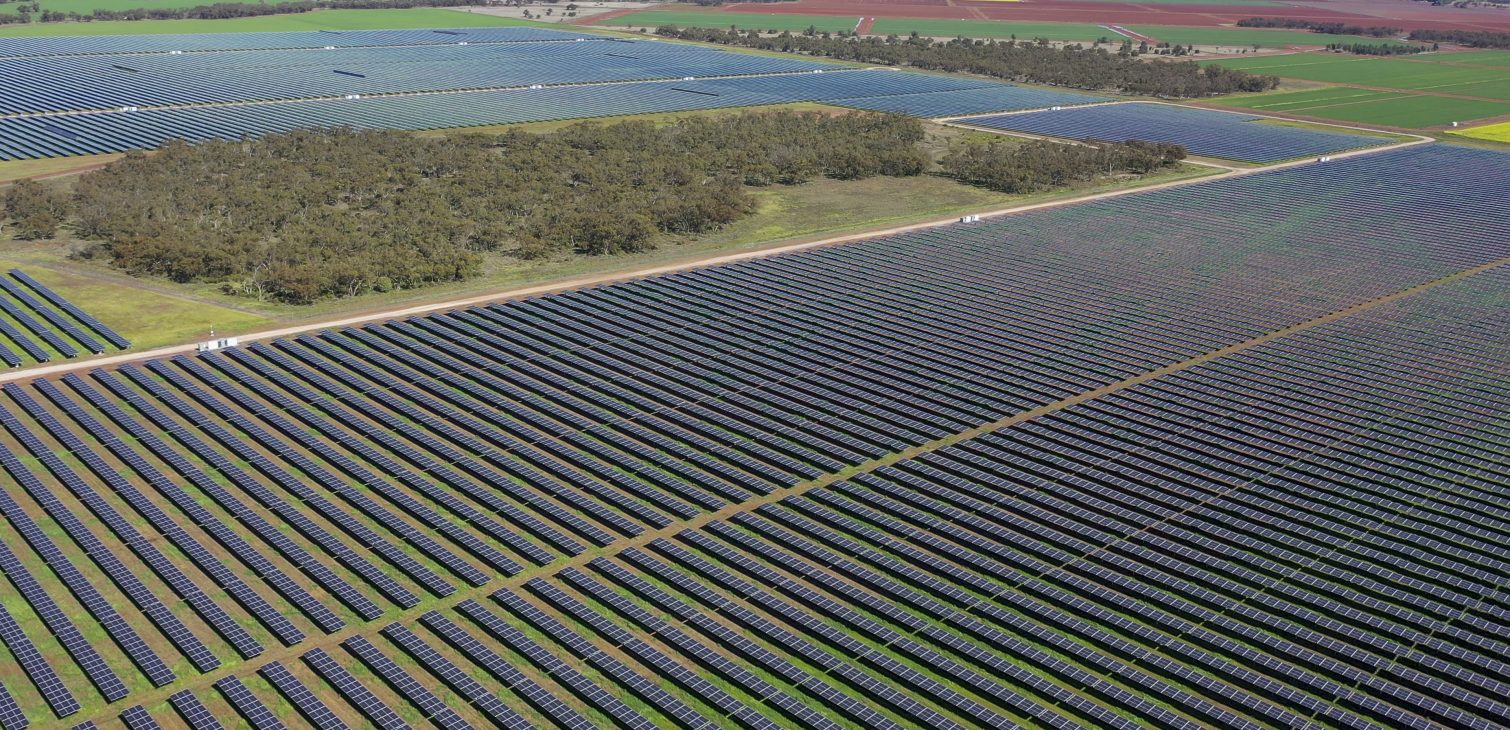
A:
[[720, 0, 1510, 32]]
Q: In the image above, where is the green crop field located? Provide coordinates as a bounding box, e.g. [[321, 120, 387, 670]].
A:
[[1217, 86, 1510, 128], [869, 18, 1114, 41], [1211, 53, 1507, 91], [598, 9, 858, 33], [1206, 53, 1510, 126], [0, 8, 535, 36], [1132, 26, 1389, 48], [1410, 49, 1510, 67]]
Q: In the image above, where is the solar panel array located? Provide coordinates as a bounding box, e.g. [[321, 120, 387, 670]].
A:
[[833, 85, 1109, 117], [0, 39, 831, 114], [0, 269, 128, 368], [962, 101, 1395, 162], [0, 144, 1502, 727], [0, 67, 1067, 160], [0, 25, 602, 57]]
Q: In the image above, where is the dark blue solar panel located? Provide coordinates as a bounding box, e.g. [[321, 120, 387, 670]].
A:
[[961, 102, 1391, 163]]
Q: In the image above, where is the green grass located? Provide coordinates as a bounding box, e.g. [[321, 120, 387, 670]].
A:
[[0, 250, 272, 350], [0, 8, 537, 36], [0, 154, 121, 184], [599, 9, 859, 33], [1216, 86, 1510, 127], [869, 18, 1115, 42], [1410, 49, 1510, 67], [1132, 26, 1390, 48]]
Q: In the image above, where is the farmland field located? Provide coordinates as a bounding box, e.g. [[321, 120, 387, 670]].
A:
[[595, 9, 860, 33], [1411, 49, 1510, 67], [1206, 53, 1510, 126], [1217, 87, 1510, 128], [867, 18, 1114, 41], [1131, 25, 1392, 48], [1453, 120, 1510, 142], [0, 8, 531, 36], [1210, 52, 1509, 92]]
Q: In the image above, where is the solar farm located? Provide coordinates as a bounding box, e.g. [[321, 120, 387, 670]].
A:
[[956, 103, 1395, 163], [0, 25, 1117, 161], [0, 7, 1507, 729], [0, 129, 1502, 729], [0, 269, 129, 367]]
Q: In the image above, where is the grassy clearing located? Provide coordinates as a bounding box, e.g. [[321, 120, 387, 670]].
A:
[[1451, 121, 1510, 143], [0, 245, 272, 350], [598, 9, 859, 33], [416, 102, 845, 136], [0, 8, 536, 36], [1134, 26, 1388, 48], [0, 155, 122, 185]]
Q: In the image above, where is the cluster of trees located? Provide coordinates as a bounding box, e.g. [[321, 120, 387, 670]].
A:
[[9, 113, 930, 304], [1406, 28, 1510, 48], [654, 26, 1280, 97], [1325, 41, 1432, 55], [940, 138, 1185, 194], [2, 180, 70, 241], [1236, 17, 1403, 37]]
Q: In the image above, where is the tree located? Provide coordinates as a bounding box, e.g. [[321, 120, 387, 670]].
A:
[[3, 179, 70, 239]]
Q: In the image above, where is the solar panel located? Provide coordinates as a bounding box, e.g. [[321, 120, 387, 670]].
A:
[[168, 690, 224, 730]]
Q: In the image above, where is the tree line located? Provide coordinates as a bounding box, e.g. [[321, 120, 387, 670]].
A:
[[1236, 17, 1404, 37], [1325, 41, 1432, 55], [653, 26, 1280, 97], [3, 113, 935, 304], [1405, 29, 1510, 48], [1235, 19, 1510, 49], [940, 138, 1185, 193]]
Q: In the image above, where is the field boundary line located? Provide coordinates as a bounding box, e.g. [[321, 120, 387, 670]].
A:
[[51, 245, 1506, 727], [0, 132, 1430, 386]]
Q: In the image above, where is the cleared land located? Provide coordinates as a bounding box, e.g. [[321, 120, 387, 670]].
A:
[[868, 18, 1113, 41], [1131, 25, 1393, 48], [597, 9, 859, 32], [0, 7, 532, 35], [0, 248, 271, 351]]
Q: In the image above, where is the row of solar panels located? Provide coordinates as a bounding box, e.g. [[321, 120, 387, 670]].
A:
[[0, 25, 603, 58], [961, 101, 1393, 163], [0, 39, 832, 114], [0, 269, 129, 367], [0, 146, 1500, 724], [0, 70, 1102, 160]]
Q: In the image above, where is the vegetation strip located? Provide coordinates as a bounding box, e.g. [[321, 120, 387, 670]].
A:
[[54, 243, 1507, 727]]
